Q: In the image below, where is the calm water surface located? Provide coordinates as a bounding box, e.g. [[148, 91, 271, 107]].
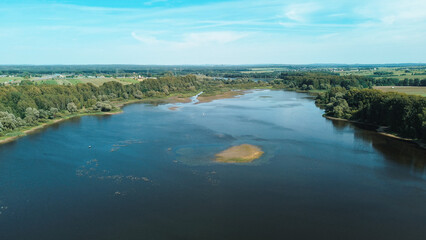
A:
[[0, 90, 425, 240]]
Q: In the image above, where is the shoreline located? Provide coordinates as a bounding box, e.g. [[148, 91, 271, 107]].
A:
[[0, 110, 123, 145], [0, 90, 245, 145], [324, 115, 426, 149]]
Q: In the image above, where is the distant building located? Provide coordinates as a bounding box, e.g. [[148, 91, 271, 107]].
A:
[[135, 75, 145, 81]]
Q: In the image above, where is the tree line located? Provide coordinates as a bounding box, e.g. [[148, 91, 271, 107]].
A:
[[272, 72, 373, 90], [316, 87, 426, 140], [273, 73, 426, 90]]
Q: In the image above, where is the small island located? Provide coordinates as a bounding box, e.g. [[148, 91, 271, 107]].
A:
[[168, 106, 181, 111], [215, 144, 264, 163]]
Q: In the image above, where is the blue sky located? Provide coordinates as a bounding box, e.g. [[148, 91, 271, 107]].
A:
[[1, 0, 425, 64]]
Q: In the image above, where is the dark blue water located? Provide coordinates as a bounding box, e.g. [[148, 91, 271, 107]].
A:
[[0, 90, 425, 240]]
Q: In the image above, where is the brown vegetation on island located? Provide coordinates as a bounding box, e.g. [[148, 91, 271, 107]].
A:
[[215, 144, 264, 163]]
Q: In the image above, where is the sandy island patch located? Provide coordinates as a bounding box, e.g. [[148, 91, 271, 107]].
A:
[[168, 106, 181, 111], [215, 144, 264, 163], [167, 96, 192, 103], [197, 91, 243, 103]]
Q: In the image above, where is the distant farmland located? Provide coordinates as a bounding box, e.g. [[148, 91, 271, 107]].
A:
[[373, 86, 426, 97]]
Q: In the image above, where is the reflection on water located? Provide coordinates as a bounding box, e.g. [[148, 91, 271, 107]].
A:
[[331, 120, 426, 172], [0, 89, 425, 240]]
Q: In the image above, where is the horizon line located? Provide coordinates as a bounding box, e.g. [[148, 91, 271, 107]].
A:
[[1, 63, 426, 66]]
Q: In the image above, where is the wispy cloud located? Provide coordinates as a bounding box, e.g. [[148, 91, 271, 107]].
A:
[[131, 32, 162, 45], [131, 31, 248, 48], [356, 0, 426, 25], [283, 2, 321, 22]]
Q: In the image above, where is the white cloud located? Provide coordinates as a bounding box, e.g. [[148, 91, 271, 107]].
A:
[[131, 31, 248, 48], [131, 32, 161, 45], [356, 0, 426, 25], [283, 2, 321, 22]]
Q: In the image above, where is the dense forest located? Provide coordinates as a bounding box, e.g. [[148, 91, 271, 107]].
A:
[[316, 88, 426, 140]]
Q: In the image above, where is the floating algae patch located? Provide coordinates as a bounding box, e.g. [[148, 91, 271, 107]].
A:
[[215, 144, 264, 163], [110, 139, 145, 152], [75, 158, 151, 184], [175, 144, 224, 166]]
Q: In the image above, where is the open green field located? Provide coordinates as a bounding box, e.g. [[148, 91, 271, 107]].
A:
[[34, 80, 59, 85], [0, 77, 24, 83], [339, 67, 426, 80], [373, 86, 426, 97], [241, 67, 289, 73], [239, 66, 426, 80], [381, 74, 426, 80], [77, 78, 139, 86]]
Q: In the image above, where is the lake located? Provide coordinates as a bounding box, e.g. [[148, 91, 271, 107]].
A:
[[0, 90, 425, 240]]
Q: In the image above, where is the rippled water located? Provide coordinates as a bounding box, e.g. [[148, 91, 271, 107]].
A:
[[0, 90, 425, 240]]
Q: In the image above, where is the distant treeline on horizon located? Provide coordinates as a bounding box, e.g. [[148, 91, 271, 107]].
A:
[[1, 64, 426, 75]]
